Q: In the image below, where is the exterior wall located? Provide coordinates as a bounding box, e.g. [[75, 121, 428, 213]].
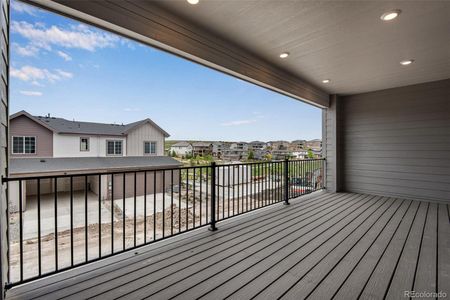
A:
[[170, 145, 192, 156], [110, 170, 180, 199], [341, 79, 450, 203], [323, 95, 343, 192], [10, 115, 53, 157], [126, 123, 165, 156], [0, 0, 8, 297], [53, 134, 127, 157]]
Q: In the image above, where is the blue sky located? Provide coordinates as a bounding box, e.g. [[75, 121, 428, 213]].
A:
[[9, 0, 322, 142]]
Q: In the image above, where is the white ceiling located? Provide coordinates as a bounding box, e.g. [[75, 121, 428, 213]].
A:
[[156, 0, 450, 95]]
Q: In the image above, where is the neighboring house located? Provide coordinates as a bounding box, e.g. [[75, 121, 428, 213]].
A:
[[305, 139, 322, 150], [249, 141, 266, 151], [290, 140, 306, 151], [268, 140, 290, 151], [191, 142, 213, 156], [212, 142, 228, 158], [9, 111, 180, 211], [231, 142, 249, 151], [253, 149, 269, 160], [291, 140, 306, 148], [170, 141, 193, 156], [291, 150, 308, 159], [222, 149, 247, 161], [272, 149, 290, 160], [10, 110, 169, 158]]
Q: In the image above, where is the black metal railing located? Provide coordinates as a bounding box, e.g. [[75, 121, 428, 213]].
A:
[[3, 158, 324, 286]]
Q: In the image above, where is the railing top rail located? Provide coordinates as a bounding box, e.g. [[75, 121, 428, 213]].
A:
[[2, 158, 325, 182]]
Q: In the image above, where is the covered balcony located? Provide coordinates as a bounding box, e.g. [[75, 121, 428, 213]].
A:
[[0, 0, 449, 299]]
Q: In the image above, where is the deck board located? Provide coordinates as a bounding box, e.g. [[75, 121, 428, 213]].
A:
[[413, 203, 438, 295], [6, 192, 449, 300], [307, 199, 417, 300]]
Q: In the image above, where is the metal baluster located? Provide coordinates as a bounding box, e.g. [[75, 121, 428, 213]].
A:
[[186, 169, 189, 231], [179, 170, 182, 233], [144, 172, 147, 244], [111, 174, 114, 254], [162, 170, 165, 237], [199, 168, 202, 225], [98, 175, 101, 257], [134, 172, 137, 247], [19, 180, 23, 280], [171, 169, 174, 234], [54, 178, 58, 271], [193, 168, 196, 227], [85, 175, 88, 261], [122, 174, 126, 251], [70, 176, 74, 265], [153, 172, 156, 241], [209, 162, 217, 231], [37, 179, 42, 275]]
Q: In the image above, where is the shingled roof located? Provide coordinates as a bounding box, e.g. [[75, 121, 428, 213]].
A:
[[10, 156, 181, 176], [10, 110, 170, 137]]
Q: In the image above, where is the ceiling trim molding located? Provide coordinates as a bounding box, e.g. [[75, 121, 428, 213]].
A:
[[24, 0, 329, 108]]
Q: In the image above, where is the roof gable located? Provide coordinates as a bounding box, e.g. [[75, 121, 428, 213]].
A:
[[10, 111, 170, 137]]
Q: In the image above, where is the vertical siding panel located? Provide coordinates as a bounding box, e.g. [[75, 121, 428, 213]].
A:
[[342, 79, 450, 202], [126, 123, 165, 156]]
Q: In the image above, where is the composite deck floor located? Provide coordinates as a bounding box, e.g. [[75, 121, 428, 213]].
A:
[[7, 192, 450, 300]]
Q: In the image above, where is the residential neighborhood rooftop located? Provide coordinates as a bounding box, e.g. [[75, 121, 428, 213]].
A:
[[10, 110, 170, 137]]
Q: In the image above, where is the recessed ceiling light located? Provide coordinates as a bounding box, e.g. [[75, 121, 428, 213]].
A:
[[279, 52, 289, 59], [322, 79, 331, 83], [187, 0, 199, 5], [380, 9, 401, 21], [400, 59, 414, 65]]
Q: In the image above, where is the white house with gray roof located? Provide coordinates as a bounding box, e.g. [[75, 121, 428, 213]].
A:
[[8, 111, 180, 211], [10, 110, 171, 158]]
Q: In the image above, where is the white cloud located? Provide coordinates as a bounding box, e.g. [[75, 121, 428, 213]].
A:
[[20, 90, 43, 97], [11, 21, 120, 52], [124, 108, 141, 112], [220, 119, 257, 126], [55, 69, 73, 79], [11, 65, 73, 83], [13, 43, 39, 57], [57, 50, 72, 61], [11, 1, 38, 16]]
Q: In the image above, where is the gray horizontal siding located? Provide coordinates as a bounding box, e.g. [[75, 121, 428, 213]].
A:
[[342, 79, 450, 203]]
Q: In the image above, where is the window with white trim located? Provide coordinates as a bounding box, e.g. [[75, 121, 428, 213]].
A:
[[80, 137, 90, 151], [144, 141, 157, 155], [12, 136, 36, 154], [107, 140, 123, 155]]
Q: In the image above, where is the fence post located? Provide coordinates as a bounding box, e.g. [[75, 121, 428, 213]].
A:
[[284, 158, 290, 205], [209, 162, 218, 231]]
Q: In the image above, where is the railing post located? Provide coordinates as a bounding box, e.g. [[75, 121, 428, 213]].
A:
[[209, 162, 218, 231], [284, 158, 290, 205]]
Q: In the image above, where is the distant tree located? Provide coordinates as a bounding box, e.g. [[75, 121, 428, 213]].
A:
[[307, 148, 314, 158], [265, 153, 273, 161], [247, 151, 254, 160]]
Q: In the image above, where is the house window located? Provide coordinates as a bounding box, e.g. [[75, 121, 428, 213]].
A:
[[12, 136, 36, 154], [144, 141, 157, 155], [80, 137, 90, 151], [107, 140, 123, 155]]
